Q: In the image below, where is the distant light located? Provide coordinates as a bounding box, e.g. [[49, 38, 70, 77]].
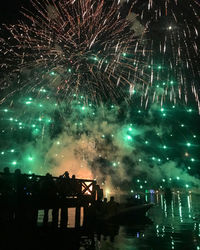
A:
[[127, 135, 132, 140], [168, 26, 172, 30], [105, 189, 110, 197], [4, 109, 8, 112], [11, 149, 15, 152], [176, 176, 180, 180], [187, 143, 191, 147], [12, 161, 17, 165]]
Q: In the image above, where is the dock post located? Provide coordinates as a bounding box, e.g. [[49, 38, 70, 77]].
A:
[[83, 205, 89, 226], [75, 206, 81, 228], [52, 207, 59, 228], [60, 206, 68, 228]]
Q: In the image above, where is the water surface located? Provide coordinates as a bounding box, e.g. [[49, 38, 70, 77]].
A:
[[88, 192, 200, 250]]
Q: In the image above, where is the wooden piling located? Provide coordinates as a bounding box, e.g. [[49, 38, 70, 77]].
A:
[[60, 207, 68, 228], [75, 206, 81, 228]]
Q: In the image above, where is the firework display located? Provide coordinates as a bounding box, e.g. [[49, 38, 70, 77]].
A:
[[0, 0, 149, 104], [0, 93, 199, 191], [131, 0, 200, 108], [0, 0, 200, 193]]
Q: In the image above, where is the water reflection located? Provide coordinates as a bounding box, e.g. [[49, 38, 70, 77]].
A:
[[91, 192, 200, 250]]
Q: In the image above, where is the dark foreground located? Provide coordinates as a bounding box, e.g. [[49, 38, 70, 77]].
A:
[[1, 192, 200, 250]]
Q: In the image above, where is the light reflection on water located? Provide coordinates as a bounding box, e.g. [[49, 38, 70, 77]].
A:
[[94, 193, 200, 250]]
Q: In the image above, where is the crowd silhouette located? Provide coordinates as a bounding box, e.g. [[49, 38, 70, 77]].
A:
[[0, 167, 122, 231], [0, 167, 85, 228]]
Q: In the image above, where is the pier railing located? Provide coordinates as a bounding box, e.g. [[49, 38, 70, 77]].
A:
[[0, 172, 103, 205]]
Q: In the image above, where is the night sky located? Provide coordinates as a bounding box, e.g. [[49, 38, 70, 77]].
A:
[[0, 0, 200, 193]]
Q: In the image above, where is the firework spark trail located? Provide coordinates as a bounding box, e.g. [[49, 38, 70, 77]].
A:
[[0, 0, 149, 104], [134, 0, 200, 108]]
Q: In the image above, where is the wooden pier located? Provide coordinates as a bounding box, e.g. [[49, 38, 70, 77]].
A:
[[0, 172, 104, 228]]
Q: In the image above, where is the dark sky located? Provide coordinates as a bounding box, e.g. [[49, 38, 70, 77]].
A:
[[0, 0, 35, 23]]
